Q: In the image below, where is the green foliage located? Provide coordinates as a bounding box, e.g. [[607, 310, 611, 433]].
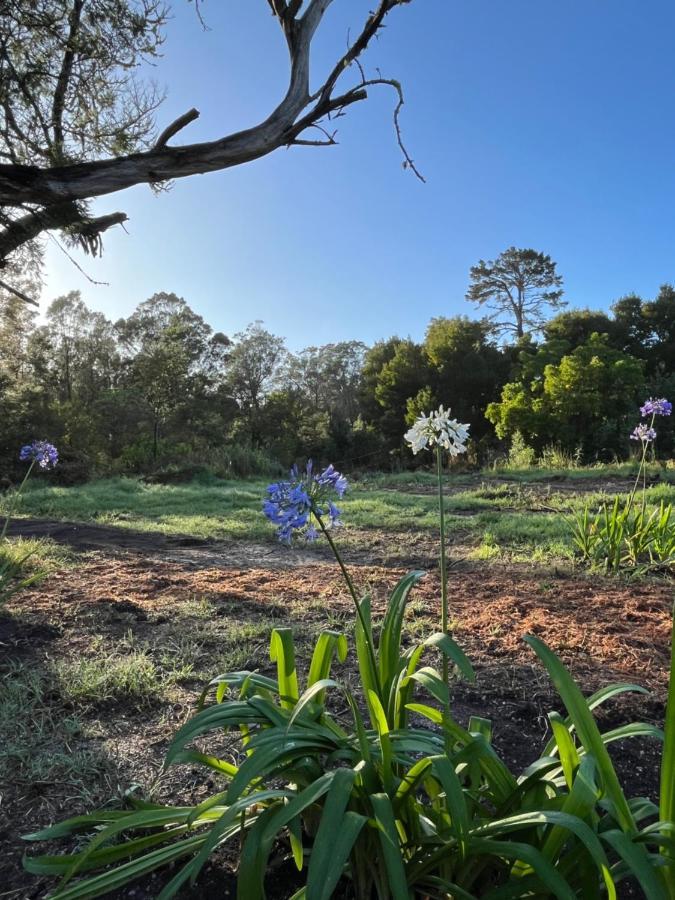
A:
[[570, 497, 674, 573], [506, 430, 536, 469], [0, 540, 45, 604], [24, 570, 675, 898], [488, 333, 646, 459]]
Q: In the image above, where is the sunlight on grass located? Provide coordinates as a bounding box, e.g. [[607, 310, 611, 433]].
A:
[[2, 471, 672, 567]]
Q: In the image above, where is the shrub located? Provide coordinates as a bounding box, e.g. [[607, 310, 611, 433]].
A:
[[506, 430, 536, 469]]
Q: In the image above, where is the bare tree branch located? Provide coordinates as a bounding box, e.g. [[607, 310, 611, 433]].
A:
[[0, 276, 39, 306], [0, 204, 127, 264], [0, 0, 420, 270]]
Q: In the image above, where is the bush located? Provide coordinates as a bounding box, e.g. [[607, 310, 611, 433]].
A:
[[506, 430, 536, 469]]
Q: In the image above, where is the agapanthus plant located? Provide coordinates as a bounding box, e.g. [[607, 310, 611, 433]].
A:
[[571, 399, 674, 572], [640, 397, 672, 417], [1, 441, 58, 541], [1, 441, 58, 604], [405, 406, 470, 699]]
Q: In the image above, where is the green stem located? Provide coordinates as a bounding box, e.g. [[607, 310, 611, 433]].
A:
[[314, 510, 380, 694], [626, 412, 656, 518], [1, 460, 35, 541], [436, 446, 449, 690]]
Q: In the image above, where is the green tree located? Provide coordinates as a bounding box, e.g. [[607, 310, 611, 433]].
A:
[[423, 316, 508, 439], [373, 340, 430, 445], [487, 333, 645, 459], [543, 308, 619, 350], [226, 322, 286, 446], [466, 247, 565, 339], [117, 292, 229, 458]]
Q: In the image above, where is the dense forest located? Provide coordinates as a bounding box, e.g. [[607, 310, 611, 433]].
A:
[[1, 276, 674, 484]]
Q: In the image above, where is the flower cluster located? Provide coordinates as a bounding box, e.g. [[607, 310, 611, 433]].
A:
[[631, 424, 657, 443], [640, 398, 672, 417], [19, 441, 58, 469], [630, 397, 672, 445], [404, 405, 470, 456], [263, 461, 347, 544]]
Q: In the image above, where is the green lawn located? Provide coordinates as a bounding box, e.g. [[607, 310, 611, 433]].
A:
[[3, 468, 673, 566]]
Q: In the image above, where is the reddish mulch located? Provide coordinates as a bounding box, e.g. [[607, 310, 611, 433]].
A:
[[11, 554, 672, 697]]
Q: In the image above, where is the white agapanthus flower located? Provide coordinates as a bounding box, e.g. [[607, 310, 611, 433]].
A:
[[404, 405, 470, 456]]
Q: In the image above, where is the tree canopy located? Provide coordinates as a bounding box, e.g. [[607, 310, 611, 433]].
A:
[[466, 247, 565, 339]]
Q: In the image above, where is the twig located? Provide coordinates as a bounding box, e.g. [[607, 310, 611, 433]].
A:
[[155, 108, 200, 148], [48, 234, 110, 286]]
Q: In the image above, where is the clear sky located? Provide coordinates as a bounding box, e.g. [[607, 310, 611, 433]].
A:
[[42, 1, 675, 349]]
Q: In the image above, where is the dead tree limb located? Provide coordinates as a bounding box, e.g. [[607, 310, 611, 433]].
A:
[[0, 0, 420, 276]]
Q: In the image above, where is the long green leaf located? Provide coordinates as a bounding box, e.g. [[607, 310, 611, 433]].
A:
[[307, 630, 348, 697], [307, 769, 365, 900], [370, 792, 411, 900], [379, 570, 426, 696], [660, 603, 675, 895], [525, 635, 636, 832], [270, 627, 299, 708], [602, 829, 669, 900]]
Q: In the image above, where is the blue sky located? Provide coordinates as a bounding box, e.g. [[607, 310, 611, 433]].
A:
[[43, 1, 675, 349]]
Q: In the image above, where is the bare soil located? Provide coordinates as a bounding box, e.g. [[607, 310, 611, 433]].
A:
[[1, 518, 673, 898]]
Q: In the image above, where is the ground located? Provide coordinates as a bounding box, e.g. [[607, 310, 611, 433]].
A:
[[0, 468, 673, 898]]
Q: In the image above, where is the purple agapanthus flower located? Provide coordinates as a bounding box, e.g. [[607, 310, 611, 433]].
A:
[[631, 424, 657, 443], [640, 398, 672, 417], [263, 460, 348, 544], [19, 441, 58, 469]]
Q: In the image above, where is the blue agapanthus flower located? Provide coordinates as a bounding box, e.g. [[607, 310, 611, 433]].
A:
[[631, 424, 657, 443], [640, 398, 672, 417], [263, 461, 348, 544], [19, 441, 58, 469]]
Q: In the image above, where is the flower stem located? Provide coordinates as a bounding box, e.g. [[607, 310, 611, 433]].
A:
[[627, 411, 656, 517], [436, 447, 449, 685], [314, 510, 380, 693], [1, 460, 35, 541]]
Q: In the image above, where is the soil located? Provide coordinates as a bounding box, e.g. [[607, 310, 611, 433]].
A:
[[1, 517, 673, 899]]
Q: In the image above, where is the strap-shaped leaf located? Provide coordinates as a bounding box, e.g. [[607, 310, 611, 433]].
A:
[[307, 630, 348, 695], [270, 627, 299, 709], [379, 570, 426, 696], [525, 635, 636, 833], [602, 829, 669, 900], [307, 769, 365, 900], [370, 792, 411, 900]]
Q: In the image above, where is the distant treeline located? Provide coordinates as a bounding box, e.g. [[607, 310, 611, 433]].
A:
[[1, 285, 673, 483]]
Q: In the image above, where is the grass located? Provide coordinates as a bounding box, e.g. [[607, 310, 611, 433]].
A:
[[1, 468, 673, 568], [55, 633, 198, 706], [0, 664, 118, 794]]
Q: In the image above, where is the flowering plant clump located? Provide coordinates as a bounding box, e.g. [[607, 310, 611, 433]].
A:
[[263, 461, 347, 543], [404, 405, 470, 456], [19, 440, 59, 470], [1, 440, 59, 600], [571, 398, 674, 572]]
